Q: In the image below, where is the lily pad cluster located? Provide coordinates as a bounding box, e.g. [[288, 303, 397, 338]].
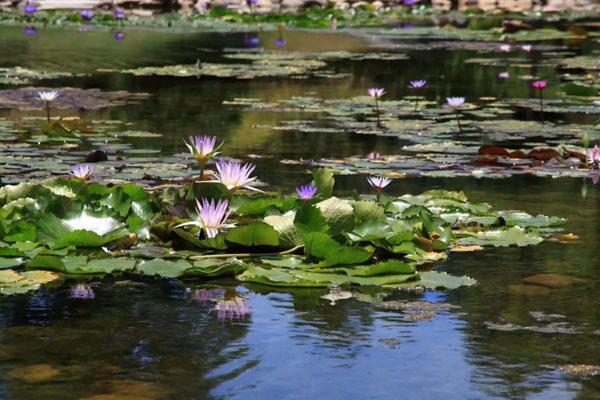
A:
[[0, 166, 567, 295]]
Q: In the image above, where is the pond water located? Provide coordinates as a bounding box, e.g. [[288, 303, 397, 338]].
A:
[[0, 25, 598, 399]]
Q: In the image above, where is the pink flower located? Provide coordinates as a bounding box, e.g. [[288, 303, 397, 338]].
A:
[[446, 97, 465, 108], [212, 160, 261, 192], [522, 45, 533, 52], [409, 80, 427, 89], [175, 198, 236, 239], [184, 135, 222, 164], [368, 88, 385, 98], [532, 80, 548, 90], [367, 176, 393, 191], [296, 184, 318, 200], [500, 44, 511, 52], [71, 164, 93, 181], [498, 72, 510, 79], [588, 146, 600, 165]]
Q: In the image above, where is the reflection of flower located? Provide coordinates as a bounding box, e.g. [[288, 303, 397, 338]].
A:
[[193, 288, 225, 305], [367, 176, 393, 191], [296, 184, 318, 200], [368, 87, 385, 98], [23, 26, 37, 36], [70, 283, 95, 299], [275, 38, 286, 46], [176, 198, 236, 239], [498, 72, 510, 79], [114, 32, 125, 41], [80, 10, 94, 21], [213, 160, 260, 192], [532, 80, 548, 90], [213, 297, 252, 321], [591, 172, 600, 185], [71, 164, 93, 181], [244, 34, 260, 47], [446, 97, 465, 108]]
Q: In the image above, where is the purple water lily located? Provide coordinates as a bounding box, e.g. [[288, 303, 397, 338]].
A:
[[70, 283, 95, 299], [368, 87, 385, 128], [114, 31, 125, 41], [532, 80, 548, 124], [275, 38, 286, 46], [409, 80, 427, 110], [113, 10, 125, 20], [588, 146, 600, 167], [176, 198, 236, 239], [79, 10, 94, 21], [185, 135, 221, 165], [212, 160, 260, 192], [522, 44, 533, 52], [447, 97, 465, 133], [367, 176, 393, 191], [213, 297, 252, 321], [500, 44, 511, 52], [24, 2, 37, 15], [296, 184, 318, 200], [193, 288, 226, 305], [71, 164, 93, 181], [498, 72, 510, 79], [244, 34, 260, 47]]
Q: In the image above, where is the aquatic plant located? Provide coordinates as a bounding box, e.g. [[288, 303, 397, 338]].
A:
[[23, 2, 37, 15], [522, 44, 533, 52], [498, 72, 510, 79], [114, 32, 125, 41], [367, 176, 392, 200], [37, 90, 59, 122], [212, 160, 260, 193], [296, 184, 318, 200], [184, 135, 222, 177], [588, 146, 600, 167], [446, 97, 465, 134], [79, 10, 94, 21], [532, 80, 548, 124], [113, 10, 125, 20], [176, 198, 235, 239], [70, 164, 93, 181], [500, 44, 511, 52], [409, 80, 427, 111], [368, 87, 385, 128]]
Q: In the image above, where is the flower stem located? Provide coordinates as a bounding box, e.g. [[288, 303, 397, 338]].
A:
[[539, 90, 544, 124], [455, 110, 463, 134], [375, 98, 381, 128], [414, 97, 419, 112], [45, 101, 51, 123], [190, 245, 303, 260]]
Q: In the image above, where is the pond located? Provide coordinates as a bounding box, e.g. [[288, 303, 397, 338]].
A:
[[0, 24, 598, 399]]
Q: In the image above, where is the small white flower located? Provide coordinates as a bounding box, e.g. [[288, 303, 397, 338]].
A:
[[70, 164, 93, 181], [446, 97, 465, 108], [212, 160, 261, 192], [175, 198, 236, 239], [37, 90, 60, 102], [367, 176, 393, 190], [368, 88, 386, 98]]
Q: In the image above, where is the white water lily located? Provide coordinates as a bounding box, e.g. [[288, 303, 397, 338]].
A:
[[175, 198, 236, 239], [37, 90, 60, 102], [212, 160, 261, 192]]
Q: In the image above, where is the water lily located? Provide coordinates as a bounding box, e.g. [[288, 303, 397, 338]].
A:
[[522, 44, 533, 52], [498, 72, 510, 79], [367, 176, 393, 191], [213, 297, 252, 321], [113, 10, 125, 20], [71, 164, 93, 181], [275, 38, 286, 46], [114, 32, 125, 41], [212, 160, 260, 193], [23, 2, 37, 15], [447, 97, 465, 133], [588, 146, 600, 167], [175, 198, 236, 239], [184, 135, 222, 176], [500, 44, 511, 52], [296, 184, 318, 200], [70, 283, 95, 300], [37, 91, 59, 122], [368, 87, 385, 127], [532, 80, 548, 124], [409, 80, 427, 110], [80, 10, 94, 21]]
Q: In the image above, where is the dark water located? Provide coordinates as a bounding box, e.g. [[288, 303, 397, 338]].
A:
[[0, 25, 598, 399]]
